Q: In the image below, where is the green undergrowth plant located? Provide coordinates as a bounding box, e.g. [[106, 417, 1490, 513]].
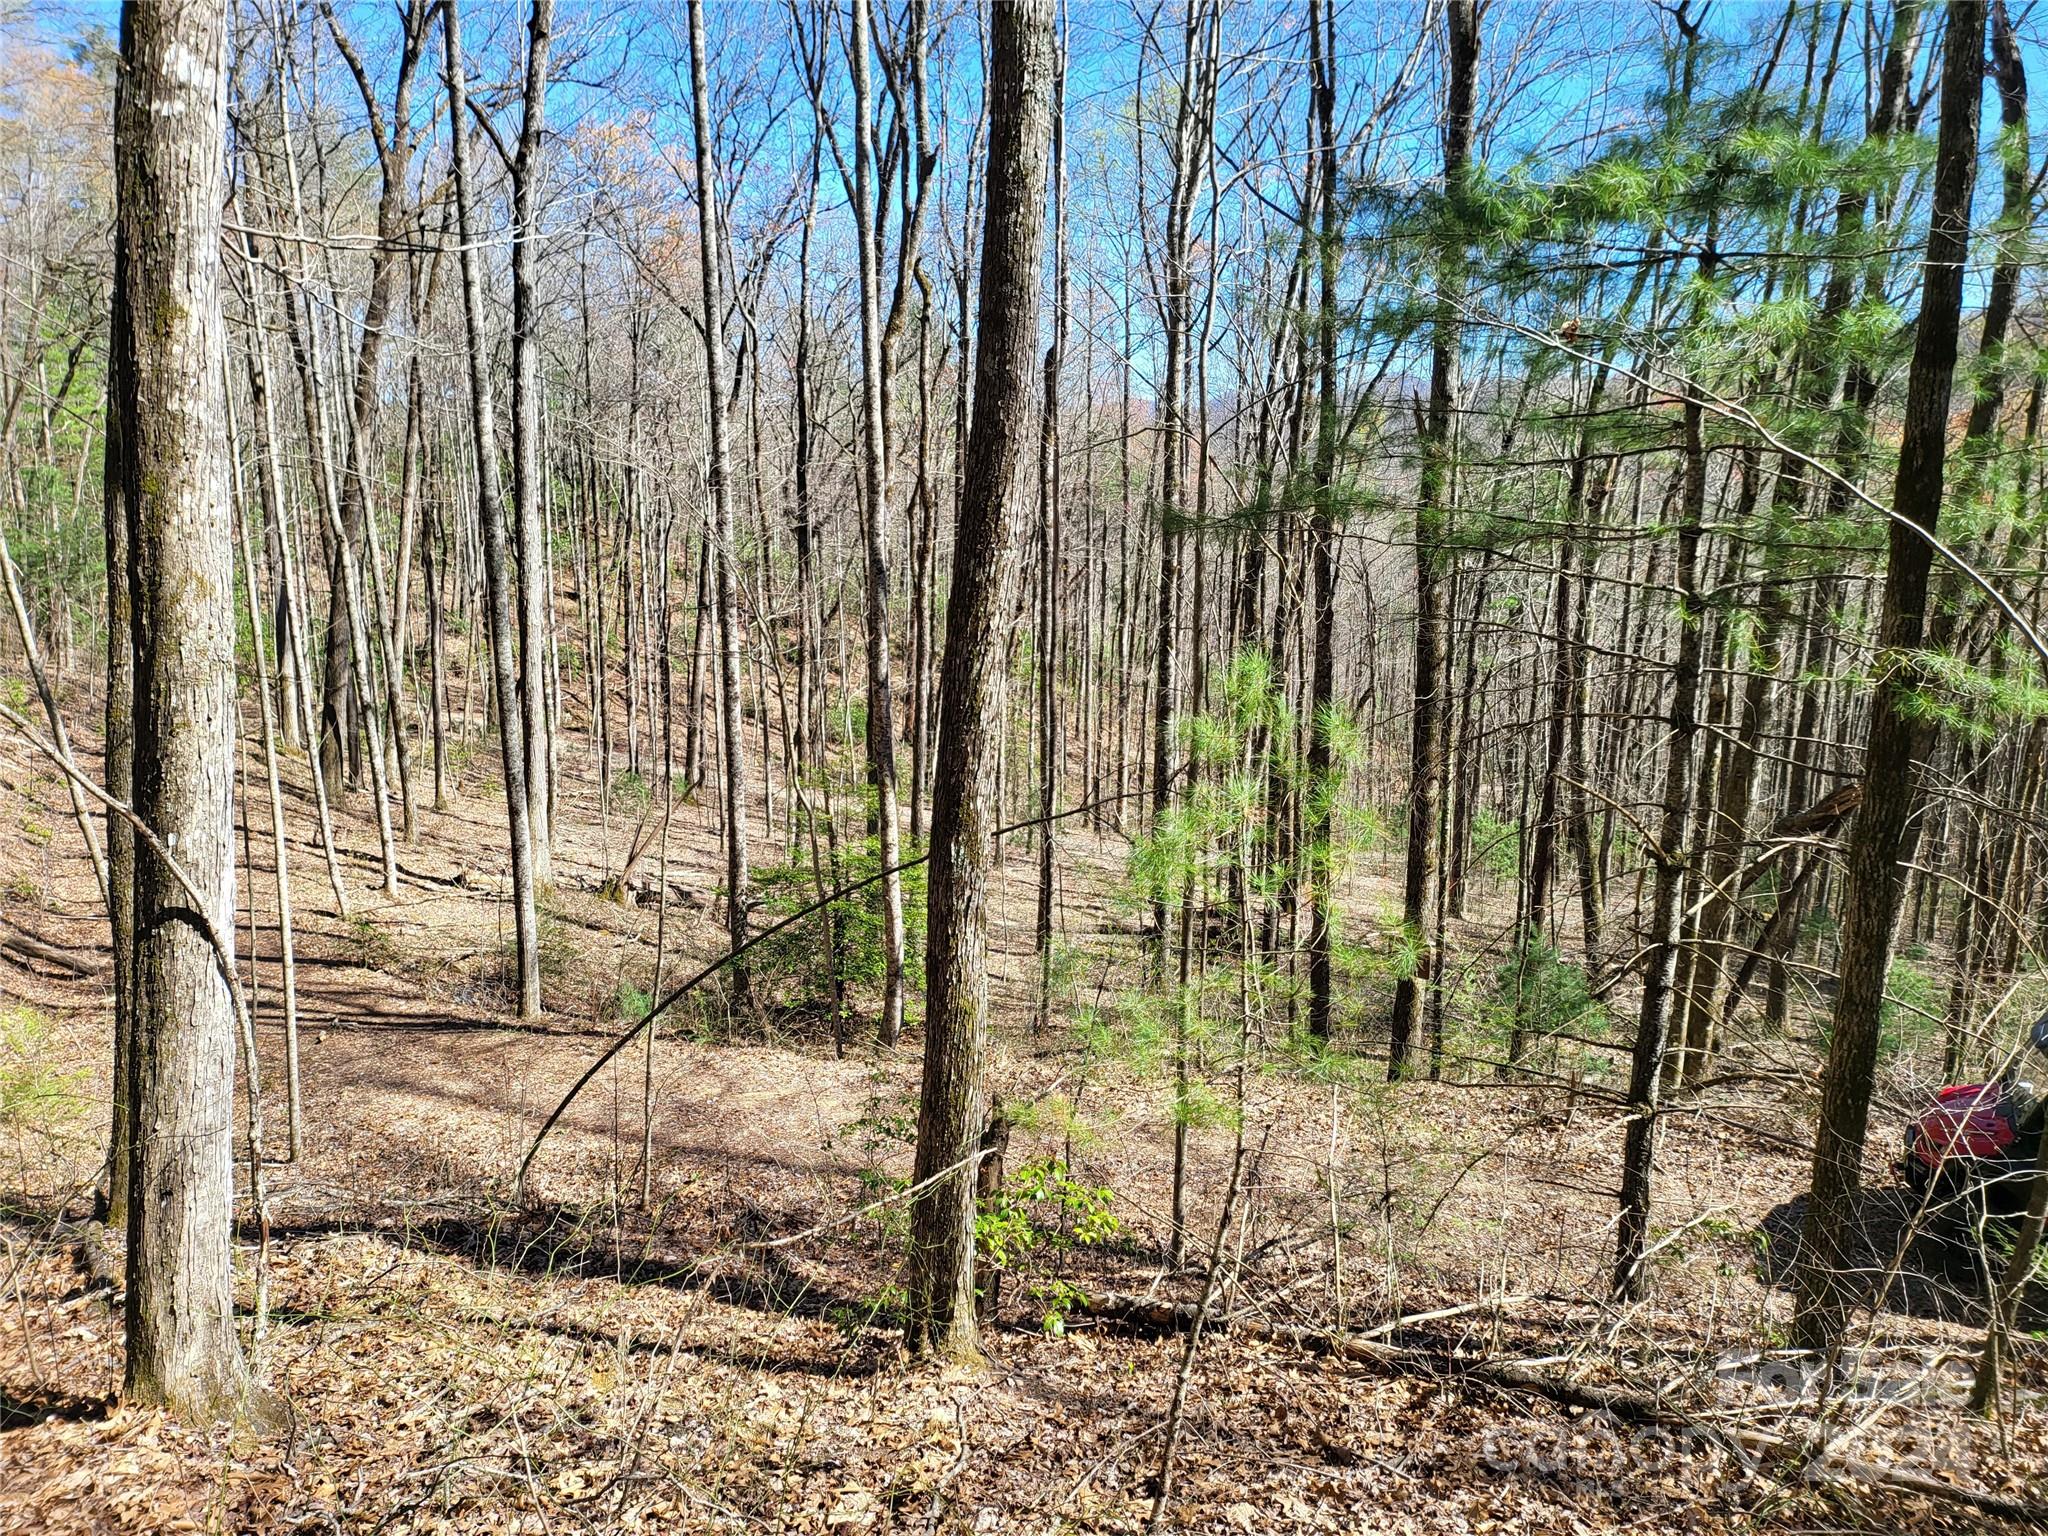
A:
[[535, 895, 578, 982], [488, 894, 577, 1005], [1108, 648, 1369, 1251], [612, 981, 652, 1029], [1469, 807, 1523, 885], [975, 1157, 1119, 1333], [1346, 1076, 1508, 1288], [1481, 940, 1610, 1081], [1878, 955, 1944, 1063], [346, 912, 401, 972], [0, 1004, 87, 1139], [608, 770, 652, 819], [832, 1068, 918, 1236], [753, 788, 926, 1040]]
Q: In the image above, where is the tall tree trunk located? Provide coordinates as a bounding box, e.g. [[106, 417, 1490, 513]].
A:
[[234, 232, 352, 919], [688, 0, 753, 994], [512, 0, 557, 886], [1613, 251, 1714, 1300], [268, 48, 402, 896], [112, 0, 249, 1418], [312, 2, 429, 812], [908, 292, 938, 844], [1148, 0, 1214, 960], [1034, 23, 1067, 1035], [793, 117, 824, 782], [1389, 0, 1476, 1077], [99, 178, 135, 1235], [848, 0, 909, 1045], [229, 407, 302, 1162], [445, 0, 542, 1019], [908, 0, 1054, 1363], [1303, 0, 1344, 1041], [1792, 0, 1984, 1352]]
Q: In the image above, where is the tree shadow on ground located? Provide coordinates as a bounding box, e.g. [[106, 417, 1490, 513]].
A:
[[0, 1385, 113, 1430], [256, 1196, 897, 1339], [1757, 1184, 2048, 1329]]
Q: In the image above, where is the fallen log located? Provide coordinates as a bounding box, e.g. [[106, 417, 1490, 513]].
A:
[[1, 925, 105, 977], [1075, 1291, 1667, 1420], [1073, 1291, 2047, 1526]]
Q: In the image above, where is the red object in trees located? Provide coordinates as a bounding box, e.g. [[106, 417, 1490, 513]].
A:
[[1906, 1082, 2022, 1174]]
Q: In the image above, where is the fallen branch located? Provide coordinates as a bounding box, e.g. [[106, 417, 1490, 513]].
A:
[[1081, 1291, 1665, 1419], [1077, 1291, 2047, 1525], [1, 925, 105, 978]]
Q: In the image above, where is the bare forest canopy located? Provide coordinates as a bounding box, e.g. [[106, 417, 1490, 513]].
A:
[[7, 0, 2048, 1530]]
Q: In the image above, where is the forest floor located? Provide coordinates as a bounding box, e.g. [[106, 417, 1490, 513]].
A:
[[0, 717, 2045, 1534]]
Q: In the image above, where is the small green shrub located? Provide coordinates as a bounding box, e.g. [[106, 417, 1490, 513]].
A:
[[1337, 801, 1389, 858], [1880, 957, 1944, 1061], [836, 1073, 919, 1163], [1171, 1077, 1238, 1132], [1041, 941, 1088, 1011], [975, 1157, 1119, 1333], [1469, 808, 1522, 884], [832, 1072, 919, 1239], [491, 897, 577, 994], [1466, 941, 1609, 1080], [1496, 941, 1604, 1040], [0, 1005, 86, 1132], [609, 771, 652, 817], [536, 909, 577, 978], [753, 793, 925, 1029], [1801, 904, 1838, 947], [345, 914, 400, 971], [833, 700, 869, 749], [535, 896, 578, 982], [614, 982, 652, 1026]]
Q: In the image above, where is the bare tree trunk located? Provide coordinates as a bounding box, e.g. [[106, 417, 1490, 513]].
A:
[[512, 0, 557, 886], [1613, 255, 1713, 1300], [111, 0, 249, 1418], [1389, 0, 1476, 1077], [1793, 0, 1984, 1351], [1148, 1, 1214, 960], [99, 197, 135, 1235], [424, 490, 448, 811], [1034, 25, 1067, 1035], [682, 503, 707, 793], [1303, 0, 1340, 1041], [909, 0, 1054, 1363], [445, 0, 542, 1019], [907, 293, 938, 844], [848, 0, 908, 1045], [227, 383, 302, 1162], [310, 2, 430, 819], [792, 113, 825, 782], [268, 51, 401, 896], [688, 0, 752, 996], [356, 423, 416, 843], [234, 233, 351, 920]]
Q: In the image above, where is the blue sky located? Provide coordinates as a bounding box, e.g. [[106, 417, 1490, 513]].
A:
[[15, 0, 2045, 408]]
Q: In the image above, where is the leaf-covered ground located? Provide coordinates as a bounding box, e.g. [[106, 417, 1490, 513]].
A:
[[1, 733, 2044, 1533]]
